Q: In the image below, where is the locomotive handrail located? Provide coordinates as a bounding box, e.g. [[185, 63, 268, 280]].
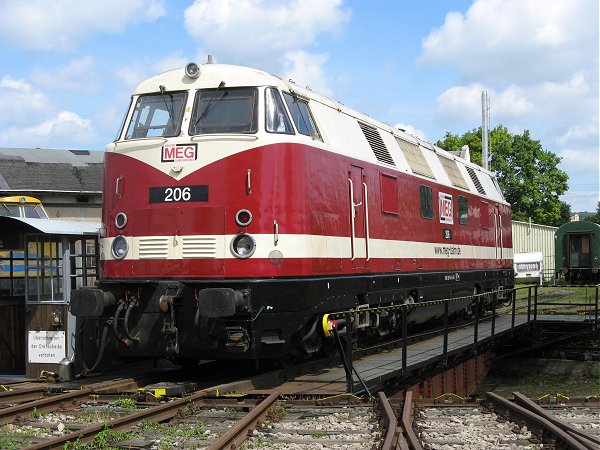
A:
[[348, 178, 356, 260], [115, 175, 123, 199], [324, 290, 500, 320], [363, 181, 370, 261]]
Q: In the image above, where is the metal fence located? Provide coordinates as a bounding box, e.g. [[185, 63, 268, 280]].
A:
[[337, 285, 599, 393], [512, 220, 558, 283]]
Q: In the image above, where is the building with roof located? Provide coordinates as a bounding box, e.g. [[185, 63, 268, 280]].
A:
[[0, 147, 103, 222]]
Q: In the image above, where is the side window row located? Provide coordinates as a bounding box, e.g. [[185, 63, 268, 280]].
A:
[[123, 87, 322, 140], [265, 88, 322, 140], [419, 184, 469, 225]]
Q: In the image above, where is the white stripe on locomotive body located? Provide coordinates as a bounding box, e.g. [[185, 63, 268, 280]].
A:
[[108, 63, 507, 206], [99, 234, 512, 261]]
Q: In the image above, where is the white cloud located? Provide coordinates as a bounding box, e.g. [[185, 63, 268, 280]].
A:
[[154, 54, 190, 75], [183, 0, 350, 69], [393, 123, 427, 141], [0, 111, 95, 148], [558, 145, 600, 212], [0, 75, 52, 126], [557, 120, 599, 147], [281, 51, 332, 96], [0, 0, 165, 51], [115, 52, 190, 91], [31, 57, 101, 94], [420, 0, 598, 84], [433, 83, 534, 126]]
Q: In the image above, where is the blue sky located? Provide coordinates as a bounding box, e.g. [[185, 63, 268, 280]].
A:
[[0, 0, 598, 212]]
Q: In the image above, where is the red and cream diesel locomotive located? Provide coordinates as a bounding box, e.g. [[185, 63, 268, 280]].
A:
[[71, 62, 513, 363]]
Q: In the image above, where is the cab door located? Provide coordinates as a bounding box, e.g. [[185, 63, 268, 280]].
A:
[[493, 205, 505, 265], [349, 165, 369, 269]]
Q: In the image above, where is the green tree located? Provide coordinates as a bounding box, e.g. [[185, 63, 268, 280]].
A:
[[437, 125, 570, 226], [586, 201, 600, 224]]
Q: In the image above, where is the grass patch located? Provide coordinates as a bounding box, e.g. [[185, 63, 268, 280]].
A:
[[0, 437, 34, 450], [111, 398, 137, 410], [310, 431, 327, 438], [511, 285, 599, 315], [29, 407, 41, 419], [481, 358, 600, 398], [266, 404, 287, 423], [140, 419, 211, 439], [63, 424, 134, 449]]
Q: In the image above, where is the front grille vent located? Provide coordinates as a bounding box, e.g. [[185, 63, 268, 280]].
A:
[[358, 122, 396, 166], [182, 236, 217, 258], [138, 237, 169, 259]]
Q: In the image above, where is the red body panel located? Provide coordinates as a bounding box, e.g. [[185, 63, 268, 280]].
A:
[[101, 143, 512, 279]]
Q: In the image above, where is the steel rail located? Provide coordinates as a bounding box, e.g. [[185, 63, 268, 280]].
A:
[[0, 385, 47, 403], [207, 391, 280, 450], [400, 391, 423, 450], [485, 392, 588, 450], [377, 392, 404, 450], [0, 388, 93, 426], [23, 389, 209, 450], [512, 391, 600, 450]]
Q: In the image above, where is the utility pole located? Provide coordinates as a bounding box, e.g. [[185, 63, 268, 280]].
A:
[[482, 91, 489, 170]]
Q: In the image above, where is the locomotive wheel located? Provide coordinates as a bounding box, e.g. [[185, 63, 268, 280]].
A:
[[172, 357, 199, 368], [277, 351, 304, 368], [463, 287, 479, 319]]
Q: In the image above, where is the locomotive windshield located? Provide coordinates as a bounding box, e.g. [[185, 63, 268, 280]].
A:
[[124, 91, 187, 140], [190, 87, 258, 134]]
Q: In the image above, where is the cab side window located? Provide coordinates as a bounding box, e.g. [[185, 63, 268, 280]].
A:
[[282, 92, 322, 140], [458, 196, 468, 225], [420, 185, 433, 219], [265, 88, 294, 134]]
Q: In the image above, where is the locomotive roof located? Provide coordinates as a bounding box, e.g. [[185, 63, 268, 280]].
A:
[[133, 63, 506, 203], [555, 220, 600, 235]]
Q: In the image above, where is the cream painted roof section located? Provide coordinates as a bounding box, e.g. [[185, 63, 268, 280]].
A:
[[133, 64, 289, 94], [125, 63, 508, 204]]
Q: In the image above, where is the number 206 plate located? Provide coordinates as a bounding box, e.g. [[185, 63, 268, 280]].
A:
[[149, 185, 208, 203]]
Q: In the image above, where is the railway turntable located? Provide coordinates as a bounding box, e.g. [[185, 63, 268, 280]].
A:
[[247, 286, 599, 397]]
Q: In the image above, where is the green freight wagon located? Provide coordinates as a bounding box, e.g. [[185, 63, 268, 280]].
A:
[[555, 221, 600, 283]]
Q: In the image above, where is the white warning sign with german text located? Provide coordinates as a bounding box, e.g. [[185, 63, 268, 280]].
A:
[[28, 331, 66, 363]]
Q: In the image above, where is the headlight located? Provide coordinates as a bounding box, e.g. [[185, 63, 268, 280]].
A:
[[230, 233, 256, 259], [111, 235, 129, 260], [235, 209, 253, 227], [185, 62, 200, 79], [115, 212, 128, 229]]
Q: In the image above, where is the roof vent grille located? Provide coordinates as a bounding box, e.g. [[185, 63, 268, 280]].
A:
[[358, 122, 395, 166], [466, 166, 486, 195]]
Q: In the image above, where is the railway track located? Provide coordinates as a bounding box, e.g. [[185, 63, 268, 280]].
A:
[[1, 322, 596, 450], [0, 389, 392, 449], [2, 365, 598, 450], [412, 392, 600, 450], [0, 360, 397, 450]]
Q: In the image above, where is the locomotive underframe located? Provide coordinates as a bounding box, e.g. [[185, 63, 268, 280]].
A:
[[73, 268, 513, 363]]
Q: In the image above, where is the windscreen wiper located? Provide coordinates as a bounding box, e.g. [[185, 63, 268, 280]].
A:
[[159, 85, 175, 129], [195, 82, 228, 126]]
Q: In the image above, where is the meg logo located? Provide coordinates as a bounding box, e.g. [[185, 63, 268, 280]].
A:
[[161, 143, 197, 162]]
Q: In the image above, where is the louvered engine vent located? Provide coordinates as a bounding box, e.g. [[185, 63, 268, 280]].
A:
[[466, 166, 486, 195], [358, 122, 395, 166]]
